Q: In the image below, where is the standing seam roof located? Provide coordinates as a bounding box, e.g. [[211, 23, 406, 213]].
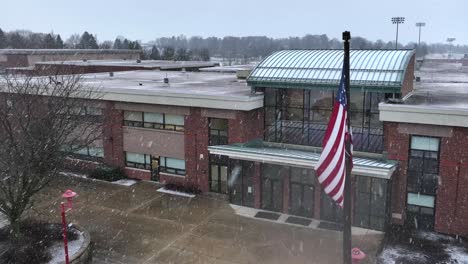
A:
[[248, 49, 415, 92]]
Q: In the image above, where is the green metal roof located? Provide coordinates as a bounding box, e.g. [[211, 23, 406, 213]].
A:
[[208, 140, 397, 179], [247, 49, 415, 92]]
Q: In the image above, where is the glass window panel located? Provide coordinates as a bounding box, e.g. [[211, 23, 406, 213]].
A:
[[420, 207, 434, 216], [410, 150, 424, 158], [126, 152, 145, 164], [164, 157, 185, 170], [220, 166, 228, 182], [423, 159, 439, 174], [407, 193, 435, 208], [409, 158, 423, 171], [86, 107, 102, 116], [370, 217, 385, 231], [74, 147, 89, 156], [144, 112, 163, 123], [210, 118, 228, 130], [165, 114, 184, 126], [411, 136, 439, 151], [124, 111, 143, 122], [145, 154, 151, 164], [211, 165, 219, 180], [88, 147, 104, 157]]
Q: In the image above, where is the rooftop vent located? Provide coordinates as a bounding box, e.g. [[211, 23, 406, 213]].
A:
[[82, 59, 87, 62], [136, 59, 141, 63], [109, 72, 114, 77], [139, 82, 142, 86], [416, 76, 421, 82], [163, 77, 169, 84]]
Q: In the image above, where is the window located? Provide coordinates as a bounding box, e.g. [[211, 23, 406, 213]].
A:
[[209, 118, 228, 146], [125, 152, 151, 170], [160, 157, 185, 176], [209, 154, 228, 193], [123, 111, 184, 131], [407, 136, 440, 196], [354, 176, 389, 231], [65, 145, 104, 161], [263, 88, 385, 153], [406, 136, 440, 230]]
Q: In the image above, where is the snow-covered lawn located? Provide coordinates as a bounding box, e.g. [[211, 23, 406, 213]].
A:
[[47, 229, 84, 264], [378, 230, 468, 264], [157, 187, 196, 198]]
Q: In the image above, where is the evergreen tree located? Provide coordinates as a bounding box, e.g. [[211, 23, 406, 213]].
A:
[[0, 28, 7, 48], [162, 46, 175, 60], [44, 33, 56, 49], [8, 32, 26, 48], [113, 38, 122, 49], [149, 46, 160, 60], [55, 34, 64, 49], [122, 39, 130, 49], [78, 31, 98, 49]]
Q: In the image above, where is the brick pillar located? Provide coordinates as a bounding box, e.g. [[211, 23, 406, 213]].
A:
[[185, 108, 209, 192], [253, 162, 262, 208], [103, 102, 124, 168]]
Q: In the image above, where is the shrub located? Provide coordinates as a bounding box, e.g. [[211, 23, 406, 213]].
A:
[[0, 221, 79, 264], [89, 166, 126, 182]]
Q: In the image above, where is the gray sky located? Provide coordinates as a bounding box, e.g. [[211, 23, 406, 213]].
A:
[[1, 0, 467, 44]]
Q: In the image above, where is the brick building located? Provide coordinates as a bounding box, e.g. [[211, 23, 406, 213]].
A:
[[63, 70, 263, 194], [16, 49, 468, 236], [380, 60, 468, 236], [0, 49, 141, 70]]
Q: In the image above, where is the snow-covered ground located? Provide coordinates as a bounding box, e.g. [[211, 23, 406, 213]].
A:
[[112, 179, 138, 186], [48, 229, 84, 264], [378, 231, 468, 264], [157, 187, 196, 198]]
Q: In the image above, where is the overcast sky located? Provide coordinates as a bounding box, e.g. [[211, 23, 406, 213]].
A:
[[1, 0, 467, 45]]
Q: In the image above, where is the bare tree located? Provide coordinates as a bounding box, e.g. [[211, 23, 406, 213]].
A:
[[0, 72, 102, 236]]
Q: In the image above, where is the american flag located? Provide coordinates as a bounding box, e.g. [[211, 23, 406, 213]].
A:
[[315, 68, 353, 208]]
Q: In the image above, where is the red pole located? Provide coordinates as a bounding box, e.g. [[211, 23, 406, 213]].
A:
[[61, 202, 70, 264]]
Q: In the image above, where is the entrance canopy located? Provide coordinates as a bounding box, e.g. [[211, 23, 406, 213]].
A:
[[208, 140, 396, 179], [247, 49, 415, 93]]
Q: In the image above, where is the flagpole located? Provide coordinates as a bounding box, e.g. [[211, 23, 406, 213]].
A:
[[342, 31, 352, 264]]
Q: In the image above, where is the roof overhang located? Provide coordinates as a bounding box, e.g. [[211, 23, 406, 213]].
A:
[[379, 102, 468, 127], [208, 143, 397, 179]]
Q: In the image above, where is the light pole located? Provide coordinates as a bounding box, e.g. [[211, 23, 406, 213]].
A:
[[447, 38, 456, 58], [392, 17, 405, 49], [415, 22, 426, 46]]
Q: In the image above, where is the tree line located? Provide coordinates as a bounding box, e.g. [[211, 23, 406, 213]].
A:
[[1, 28, 468, 62]]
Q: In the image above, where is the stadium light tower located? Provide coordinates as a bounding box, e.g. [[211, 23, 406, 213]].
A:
[[447, 38, 456, 58], [391, 17, 405, 49], [415, 22, 426, 46]]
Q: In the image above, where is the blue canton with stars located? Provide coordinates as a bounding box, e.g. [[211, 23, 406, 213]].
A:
[[336, 69, 348, 107]]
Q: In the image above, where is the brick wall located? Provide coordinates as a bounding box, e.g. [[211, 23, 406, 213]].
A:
[[228, 108, 264, 144], [385, 121, 468, 236], [103, 102, 125, 168], [401, 55, 415, 97]]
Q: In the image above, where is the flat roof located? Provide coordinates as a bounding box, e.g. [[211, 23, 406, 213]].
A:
[[81, 70, 263, 110], [199, 64, 255, 73], [0, 49, 141, 55], [379, 61, 468, 127], [36, 59, 218, 70]]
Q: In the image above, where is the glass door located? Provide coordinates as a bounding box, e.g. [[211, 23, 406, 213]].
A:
[[261, 164, 283, 212], [229, 160, 254, 207], [321, 191, 343, 223], [289, 167, 314, 218], [151, 156, 160, 181]]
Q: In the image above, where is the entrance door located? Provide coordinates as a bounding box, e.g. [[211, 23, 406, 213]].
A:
[[209, 155, 229, 194], [289, 167, 314, 218], [261, 164, 283, 212], [321, 191, 343, 223], [151, 156, 160, 181], [229, 160, 254, 207]]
